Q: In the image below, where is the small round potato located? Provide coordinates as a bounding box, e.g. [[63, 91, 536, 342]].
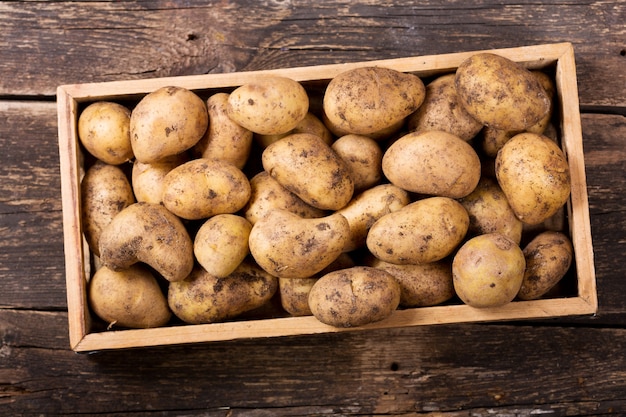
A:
[[455, 53, 550, 131], [81, 161, 135, 256], [336, 184, 410, 253], [367, 197, 469, 265], [78, 101, 134, 165], [331, 134, 383, 192], [193, 92, 253, 169], [227, 75, 309, 135], [323, 66, 425, 135], [382, 130, 481, 199], [248, 210, 350, 278], [308, 266, 401, 328], [452, 233, 526, 308], [194, 214, 252, 278], [407, 73, 483, 141], [162, 158, 251, 220], [130, 86, 208, 163], [168, 260, 278, 324], [518, 231, 573, 300], [242, 171, 326, 225], [495, 132, 571, 225], [89, 265, 172, 329], [132, 153, 188, 204], [369, 258, 454, 307], [262, 133, 354, 210], [459, 177, 523, 244]]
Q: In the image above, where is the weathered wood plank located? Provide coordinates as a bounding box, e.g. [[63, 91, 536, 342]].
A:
[[1, 309, 625, 415], [0, 1, 625, 108]]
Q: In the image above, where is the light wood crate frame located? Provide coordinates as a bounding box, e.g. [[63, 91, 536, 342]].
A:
[[58, 42, 597, 352]]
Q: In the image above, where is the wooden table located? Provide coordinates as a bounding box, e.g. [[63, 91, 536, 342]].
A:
[[2, 1, 625, 415]]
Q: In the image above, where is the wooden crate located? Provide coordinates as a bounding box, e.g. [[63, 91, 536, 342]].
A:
[[57, 42, 597, 352]]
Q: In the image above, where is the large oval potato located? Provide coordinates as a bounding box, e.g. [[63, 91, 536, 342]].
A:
[[81, 161, 135, 256], [367, 197, 469, 265], [262, 133, 354, 210], [78, 101, 134, 165], [168, 260, 278, 324], [130, 86, 208, 163], [331, 134, 383, 192], [89, 264, 171, 329], [248, 210, 350, 278], [323, 66, 425, 135], [518, 231, 573, 300], [336, 184, 410, 253], [162, 158, 251, 220], [455, 53, 550, 131], [227, 75, 309, 135], [382, 130, 481, 198], [495, 132, 571, 225], [308, 266, 401, 327], [407, 73, 482, 141], [193, 92, 253, 169]]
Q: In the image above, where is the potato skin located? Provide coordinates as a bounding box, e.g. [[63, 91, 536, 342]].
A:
[[518, 231, 573, 300], [262, 133, 354, 210], [331, 134, 383, 192], [78, 101, 134, 165], [369, 258, 454, 307], [162, 158, 251, 220], [336, 184, 410, 253], [407, 73, 482, 142], [382, 130, 481, 199], [168, 260, 278, 324], [193, 93, 253, 169], [495, 132, 571, 225], [367, 197, 469, 265], [242, 171, 326, 225], [227, 76, 309, 135], [132, 153, 188, 204], [455, 53, 550, 131], [89, 265, 171, 329], [194, 214, 252, 278], [452, 233, 525, 308], [308, 266, 401, 327], [323, 66, 425, 135], [130, 86, 208, 163], [81, 161, 135, 256]]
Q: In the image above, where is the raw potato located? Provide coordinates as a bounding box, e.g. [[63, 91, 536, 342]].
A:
[[194, 214, 252, 278], [459, 177, 523, 244], [130, 86, 208, 163], [518, 231, 573, 300], [367, 197, 469, 265], [331, 134, 383, 192], [336, 184, 410, 253], [168, 259, 278, 324], [262, 133, 354, 210], [495, 132, 571, 225], [193, 92, 253, 169], [323, 112, 405, 141], [99, 202, 194, 282], [323, 66, 425, 135], [455, 53, 550, 131], [81, 161, 135, 256], [89, 265, 171, 329], [382, 130, 481, 198], [308, 266, 401, 327], [78, 101, 134, 165], [407, 73, 482, 142], [162, 158, 251, 220], [227, 75, 309, 135], [248, 209, 350, 278], [452, 233, 526, 308], [369, 258, 454, 307], [132, 153, 188, 204], [242, 171, 326, 225]]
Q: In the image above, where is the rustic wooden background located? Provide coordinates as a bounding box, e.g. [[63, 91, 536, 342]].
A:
[[1, 1, 625, 415]]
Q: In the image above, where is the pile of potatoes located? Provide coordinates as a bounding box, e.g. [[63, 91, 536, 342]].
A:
[[78, 52, 574, 330]]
